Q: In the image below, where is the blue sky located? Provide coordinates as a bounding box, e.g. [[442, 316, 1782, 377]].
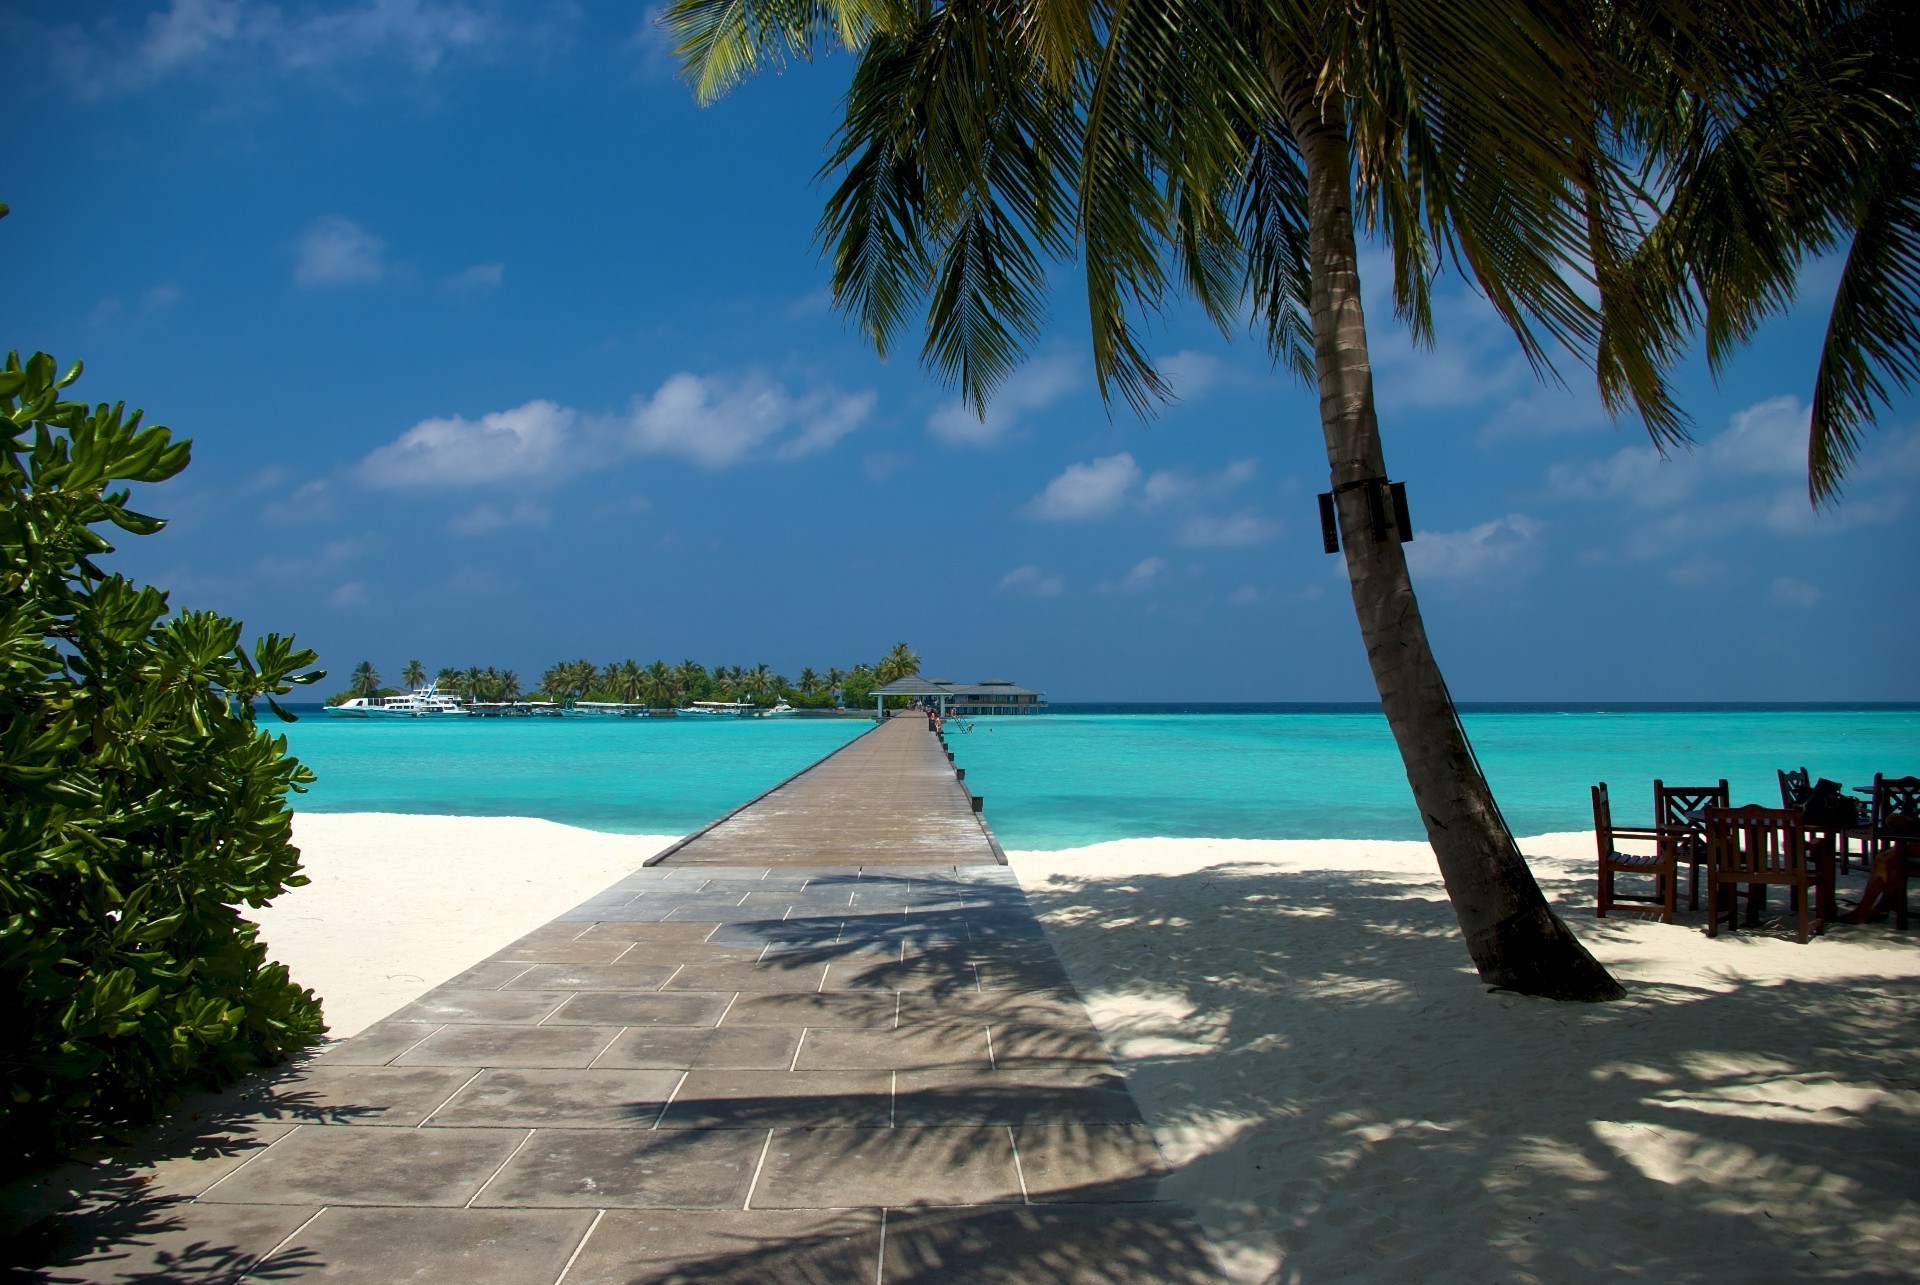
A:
[[7, 0, 1917, 702]]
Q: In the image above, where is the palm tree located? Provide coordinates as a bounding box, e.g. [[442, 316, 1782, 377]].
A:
[[642, 660, 677, 708], [463, 666, 486, 704], [676, 659, 707, 702], [797, 667, 822, 697], [349, 660, 380, 698], [876, 642, 919, 685], [496, 669, 522, 701], [401, 659, 427, 691], [826, 667, 846, 705], [667, 0, 1640, 998], [745, 664, 775, 701]]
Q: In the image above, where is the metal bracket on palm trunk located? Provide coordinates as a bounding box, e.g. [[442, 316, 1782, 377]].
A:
[[1317, 476, 1412, 553]]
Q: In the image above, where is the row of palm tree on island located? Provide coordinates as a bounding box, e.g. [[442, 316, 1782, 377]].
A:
[[329, 643, 922, 711]]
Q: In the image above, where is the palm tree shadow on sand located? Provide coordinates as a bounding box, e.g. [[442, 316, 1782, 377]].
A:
[[1017, 857, 1920, 1280]]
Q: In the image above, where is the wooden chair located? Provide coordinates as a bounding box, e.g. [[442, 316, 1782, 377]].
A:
[[1594, 783, 1676, 922], [1704, 804, 1827, 943], [1777, 766, 1811, 808], [1654, 778, 1727, 910], [1865, 774, 1920, 929]]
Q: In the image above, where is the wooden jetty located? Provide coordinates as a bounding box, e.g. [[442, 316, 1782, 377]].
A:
[[14, 714, 1223, 1282]]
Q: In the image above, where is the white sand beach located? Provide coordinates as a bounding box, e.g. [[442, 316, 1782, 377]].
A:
[[255, 815, 675, 1037], [266, 815, 1920, 1282]]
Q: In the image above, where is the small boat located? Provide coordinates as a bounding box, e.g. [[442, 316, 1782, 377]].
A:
[[573, 701, 652, 717], [326, 684, 466, 719], [676, 700, 760, 718], [759, 701, 797, 718]]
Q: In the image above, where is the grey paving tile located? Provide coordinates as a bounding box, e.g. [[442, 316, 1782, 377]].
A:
[[665, 962, 828, 992], [198, 1124, 526, 1206], [20, 1198, 318, 1283], [475, 1128, 765, 1208], [752, 1126, 1020, 1208], [506, 922, 596, 944], [898, 993, 1095, 1031], [593, 942, 768, 966], [708, 920, 832, 948], [502, 962, 679, 991], [544, 991, 732, 1027], [223, 1065, 478, 1127], [250, 1205, 597, 1284], [762, 941, 903, 966], [1014, 1122, 1169, 1202], [571, 920, 724, 942], [389, 989, 574, 1025], [658, 1070, 891, 1129], [487, 939, 637, 964], [823, 960, 977, 992], [595, 1026, 801, 1071], [392, 1025, 624, 1068], [426, 1068, 683, 1128], [880, 1205, 1226, 1283], [893, 1068, 1142, 1126], [563, 1209, 882, 1285], [989, 1024, 1116, 1069], [794, 1027, 991, 1072], [116, 1120, 303, 1201], [312, 1021, 441, 1066], [438, 961, 540, 990], [720, 992, 897, 1030]]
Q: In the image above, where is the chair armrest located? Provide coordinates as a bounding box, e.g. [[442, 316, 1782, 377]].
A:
[[1609, 825, 1665, 842]]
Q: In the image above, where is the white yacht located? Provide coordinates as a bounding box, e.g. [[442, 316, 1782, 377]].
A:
[[759, 701, 797, 718], [325, 684, 466, 719], [676, 700, 760, 718]]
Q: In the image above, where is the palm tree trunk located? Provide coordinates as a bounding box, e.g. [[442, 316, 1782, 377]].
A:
[[1285, 89, 1624, 1001]]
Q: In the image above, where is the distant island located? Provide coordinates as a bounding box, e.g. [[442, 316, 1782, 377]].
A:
[[326, 642, 922, 711]]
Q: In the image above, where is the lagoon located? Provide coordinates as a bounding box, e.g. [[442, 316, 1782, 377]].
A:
[[279, 704, 1920, 849]]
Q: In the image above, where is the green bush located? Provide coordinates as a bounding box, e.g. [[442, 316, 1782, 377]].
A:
[[1, 352, 327, 1176]]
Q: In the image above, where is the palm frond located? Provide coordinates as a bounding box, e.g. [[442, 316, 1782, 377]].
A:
[[1810, 127, 1920, 503]]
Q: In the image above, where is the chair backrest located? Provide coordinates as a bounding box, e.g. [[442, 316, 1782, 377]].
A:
[[1871, 774, 1920, 838], [1656, 779, 1730, 828], [1778, 767, 1811, 807], [1705, 804, 1807, 879], [1591, 783, 1614, 859]]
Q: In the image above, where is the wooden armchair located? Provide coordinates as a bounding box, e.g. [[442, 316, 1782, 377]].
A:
[[1704, 804, 1828, 943], [1594, 783, 1676, 922], [1864, 775, 1920, 929], [1654, 778, 1727, 911], [1777, 766, 1811, 808]]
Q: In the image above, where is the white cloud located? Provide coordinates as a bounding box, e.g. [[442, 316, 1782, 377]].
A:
[[1158, 350, 1226, 400], [447, 500, 551, 536], [1708, 396, 1809, 476], [1767, 576, 1821, 609], [1175, 510, 1280, 548], [327, 581, 369, 608], [1546, 442, 1696, 509], [1405, 514, 1542, 581], [359, 400, 575, 487], [443, 262, 503, 298], [998, 565, 1065, 598], [927, 354, 1079, 448], [1027, 454, 1142, 520], [39, 0, 503, 99], [295, 216, 389, 288], [1142, 458, 1257, 509], [1225, 584, 1263, 606], [260, 478, 336, 524], [1111, 556, 1168, 593], [355, 375, 875, 490], [628, 374, 873, 468]]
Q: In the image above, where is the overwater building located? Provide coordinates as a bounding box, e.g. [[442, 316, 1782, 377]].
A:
[[869, 676, 1048, 715]]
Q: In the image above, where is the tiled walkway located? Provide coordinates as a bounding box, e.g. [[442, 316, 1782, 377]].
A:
[[17, 721, 1223, 1282]]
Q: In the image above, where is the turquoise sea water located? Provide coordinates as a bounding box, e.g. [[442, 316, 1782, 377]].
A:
[[279, 706, 1919, 850]]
